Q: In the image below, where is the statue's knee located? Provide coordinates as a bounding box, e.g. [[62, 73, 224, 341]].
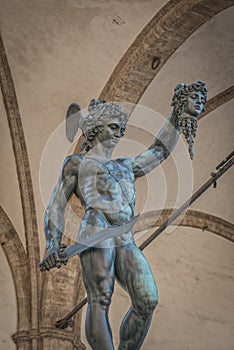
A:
[[98, 291, 112, 307], [135, 294, 158, 320], [145, 294, 158, 315]]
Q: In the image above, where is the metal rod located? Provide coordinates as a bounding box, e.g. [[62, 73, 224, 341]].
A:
[[139, 153, 234, 250], [216, 150, 234, 170], [55, 151, 234, 328], [55, 297, 88, 329]]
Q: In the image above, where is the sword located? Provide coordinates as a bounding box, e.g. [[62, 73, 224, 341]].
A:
[[39, 216, 138, 271]]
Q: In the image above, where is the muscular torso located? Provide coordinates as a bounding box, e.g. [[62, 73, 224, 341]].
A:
[[74, 155, 136, 243]]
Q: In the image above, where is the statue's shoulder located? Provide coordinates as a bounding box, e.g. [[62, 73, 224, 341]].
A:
[[62, 154, 83, 172]]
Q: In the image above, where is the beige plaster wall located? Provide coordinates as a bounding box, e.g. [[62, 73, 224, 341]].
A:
[[0, 1, 233, 349]]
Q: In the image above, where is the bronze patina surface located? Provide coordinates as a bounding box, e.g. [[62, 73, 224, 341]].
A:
[[40, 82, 207, 349]]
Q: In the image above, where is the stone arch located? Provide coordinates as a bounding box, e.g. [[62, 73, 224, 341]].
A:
[[200, 85, 234, 119], [99, 0, 234, 103], [0, 33, 40, 331], [0, 31, 85, 348], [0, 206, 30, 331], [134, 209, 234, 243]]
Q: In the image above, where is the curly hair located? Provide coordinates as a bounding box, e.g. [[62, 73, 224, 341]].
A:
[[80, 99, 129, 151], [171, 81, 208, 117]]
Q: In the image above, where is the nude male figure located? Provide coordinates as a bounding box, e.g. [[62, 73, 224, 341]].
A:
[[41, 81, 207, 349]]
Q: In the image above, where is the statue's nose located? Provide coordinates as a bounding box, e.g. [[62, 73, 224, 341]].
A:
[[114, 130, 121, 138]]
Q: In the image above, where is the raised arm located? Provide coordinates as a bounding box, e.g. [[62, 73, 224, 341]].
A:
[[131, 81, 208, 177], [132, 112, 180, 178], [41, 155, 79, 269]]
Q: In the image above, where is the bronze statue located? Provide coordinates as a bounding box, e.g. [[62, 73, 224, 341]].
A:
[[40, 81, 207, 349]]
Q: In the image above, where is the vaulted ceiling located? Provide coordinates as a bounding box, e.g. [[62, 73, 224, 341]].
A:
[[0, 1, 233, 349]]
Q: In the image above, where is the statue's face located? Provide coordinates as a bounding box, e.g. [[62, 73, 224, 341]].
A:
[[184, 91, 206, 117], [97, 118, 126, 148]]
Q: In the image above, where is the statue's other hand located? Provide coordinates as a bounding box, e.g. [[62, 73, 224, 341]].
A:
[[39, 243, 67, 271]]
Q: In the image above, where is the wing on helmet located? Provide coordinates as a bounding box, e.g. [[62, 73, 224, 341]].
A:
[[66, 103, 84, 142]]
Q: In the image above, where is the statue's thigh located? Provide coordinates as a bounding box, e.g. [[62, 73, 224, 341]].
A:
[[115, 243, 158, 305], [80, 247, 116, 297]]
